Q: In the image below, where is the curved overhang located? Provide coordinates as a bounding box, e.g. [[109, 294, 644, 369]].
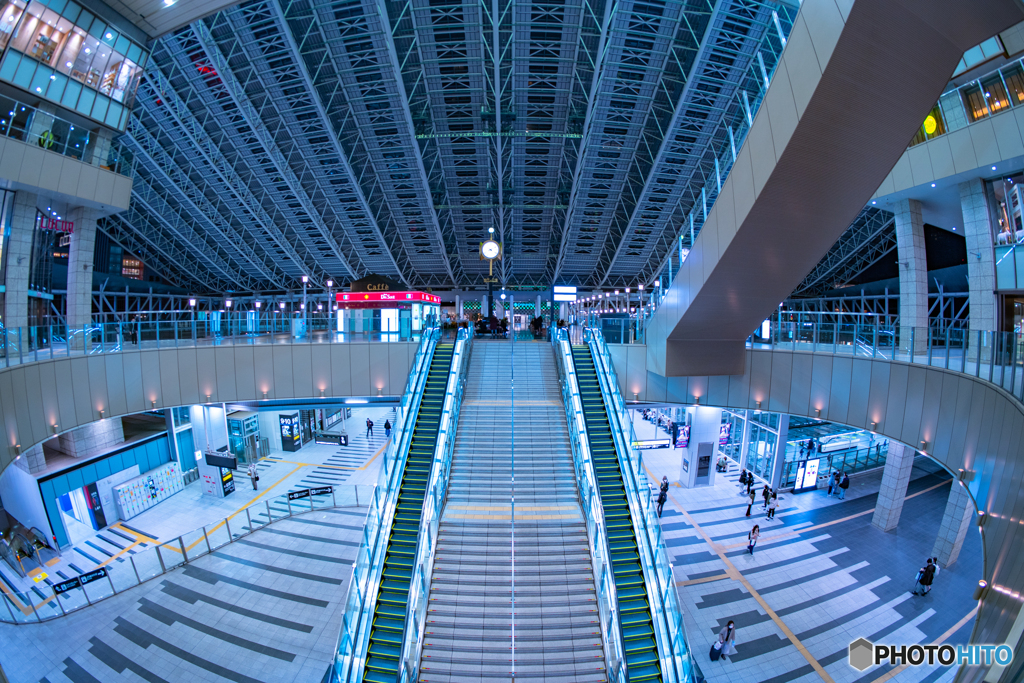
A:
[[0, 342, 418, 475]]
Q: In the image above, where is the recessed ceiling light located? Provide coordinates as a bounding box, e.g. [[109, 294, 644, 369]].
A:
[[931, 183, 936, 187]]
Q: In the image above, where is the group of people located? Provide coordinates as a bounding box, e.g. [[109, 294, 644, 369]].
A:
[[827, 470, 850, 499], [365, 417, 392, 439], [740, 473, 780, 522]]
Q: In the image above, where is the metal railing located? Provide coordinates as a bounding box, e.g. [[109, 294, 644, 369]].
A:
[[398, 326, 474, 681], [584, 327, 697, 683], [0, 95, 132, 176], [329, 327, 439, 682], [780, 444, 890, 490], [0, 485, 368, 624], [552, 328, 627, 682]]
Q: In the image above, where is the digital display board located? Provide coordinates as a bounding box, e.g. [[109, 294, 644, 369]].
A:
[[794, 458, 820, 493], [719, 423, 732, 446]]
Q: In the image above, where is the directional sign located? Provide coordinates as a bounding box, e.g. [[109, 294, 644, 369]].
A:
[[288, 489, 311, 501], [309, 486, 333, 496], [289, 486, 334, 501], [53, 577, 81, 595], [79, 568, 108, 586]]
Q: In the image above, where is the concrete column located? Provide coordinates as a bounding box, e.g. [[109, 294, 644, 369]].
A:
[[53, 418, 124, 459], [3, 192, 37, 329], [894, 198, 929, 354], [455, 295, 461, 319], [86, 128, 113, 168], [870, 442, 915, 532], [678, 406, 720, 488], [66, 206, 99, 329], [12, 443, 45, 474], [769, 414, 789, 489], [959, 179, 997, 333], [536, 295, 541, 318], [931, 479, 976, 567]]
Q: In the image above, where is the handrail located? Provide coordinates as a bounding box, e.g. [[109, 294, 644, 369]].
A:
[[584, 326, 697, 683], [0, 486, 364, 624], [330, 327, 440, 683], [399, 326, 474, 682], [551, 328, 627, 681]]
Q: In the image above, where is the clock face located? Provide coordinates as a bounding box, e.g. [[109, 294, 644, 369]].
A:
[[481, 240, 500, 259]]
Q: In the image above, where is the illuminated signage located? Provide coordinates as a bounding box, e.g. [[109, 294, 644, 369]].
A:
[[337, 291, 441, 304], [719, 423, 732, 446], [553, 286, 577, 294], [39, 217, 74, 233]]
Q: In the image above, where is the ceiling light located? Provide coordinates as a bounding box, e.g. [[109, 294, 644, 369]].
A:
[[931, 183, 936, 187]]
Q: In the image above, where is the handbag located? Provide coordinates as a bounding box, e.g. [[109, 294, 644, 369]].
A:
[[712, 641, 723, 651], [255, 474, 260, 482]]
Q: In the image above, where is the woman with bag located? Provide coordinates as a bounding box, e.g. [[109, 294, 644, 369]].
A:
[[766, 493, 778, 520], [745, 488, 755, 517], [247, 462, 259, 491], [747, 525, 760, 555], [716, 621, 738, 661]]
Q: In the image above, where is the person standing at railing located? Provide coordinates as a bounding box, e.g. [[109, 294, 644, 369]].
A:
[[838, 472, 850, 499]]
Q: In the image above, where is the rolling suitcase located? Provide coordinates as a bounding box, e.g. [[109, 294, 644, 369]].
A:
[[709, 641, 723, 661]]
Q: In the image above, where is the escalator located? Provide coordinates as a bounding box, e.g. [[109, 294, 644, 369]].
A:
[[363, 342, 455, 683], [572, 344, 662, 682]]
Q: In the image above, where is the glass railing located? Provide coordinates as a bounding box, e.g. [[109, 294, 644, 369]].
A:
[[584, 327, 697, 683], [552, 327, 627, 681], [0, 485, 368, 624], [397, 326, 473, 682], [752, 317, 1024, 404], [0, 95, 132, 175], [329, 327, 439, 682], [779, 443, 890, 489], [0, 319, 436, 369]]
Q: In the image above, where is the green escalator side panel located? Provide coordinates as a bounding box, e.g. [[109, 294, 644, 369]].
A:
[[571, 344, 662, 683], [361, 343, 456, 683]]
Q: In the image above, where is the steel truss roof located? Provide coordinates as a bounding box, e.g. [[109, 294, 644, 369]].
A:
[[791, 207, 898, 297], [112, 0, 797, 293]]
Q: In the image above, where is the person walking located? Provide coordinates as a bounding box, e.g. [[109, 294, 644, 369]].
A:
[[766, 492, 778, 520], [746, 525, 760, 555], [660, 476, 669, 496], [366, 418, 374, 439], [384, 419, 392, 438], [738, 469, 748, 494], [913, 559, 937, 595], [838, 471, 850, 499], [656, 487, 667, 517], [745, 487, 756, 517], [761, 484, 771, 510], [716, 621, 738, 661], [745, 471, 754, 495], [247, 462, 259, 491]]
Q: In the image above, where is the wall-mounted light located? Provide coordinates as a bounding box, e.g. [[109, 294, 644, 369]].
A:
[[320, 389, 325, 398], [755, 400, 762, 410], [978, 510, 987, 527], [206, 393, 212, 401], [377, 388, 383, 397], [870, 421, 878, 431], [958, 468, 975, 482], [98, 409, 105, 418], [51, 424, 58, 434], [973, 580, 989, 601], [815, 408, 821, 418], [919, 440, 928, 451], [262, 391, 268, 399], [11, 444, 20, 456], [633, 392, 639, 401], [151, 399, 156, 408], [693, 395, 700, 405]]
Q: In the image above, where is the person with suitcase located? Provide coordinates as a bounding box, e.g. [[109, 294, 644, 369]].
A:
[[710, 621, 737, 662], [912, 558, 936, 595]]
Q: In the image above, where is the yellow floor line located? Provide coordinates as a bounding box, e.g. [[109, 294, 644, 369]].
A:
[[669, 491, 836, 683], [676, 573, 730, 587], [358, 440, 390, 470], [868, 606, 978, 683]]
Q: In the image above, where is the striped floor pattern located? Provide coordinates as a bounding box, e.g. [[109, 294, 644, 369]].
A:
[[659, 459, 980, 683], [0, 507, 366, 683]]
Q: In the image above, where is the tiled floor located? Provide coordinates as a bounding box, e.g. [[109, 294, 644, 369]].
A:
[[0, 504, 367, 683], [0, 408, 390, 624], [640, 433, 981, 683]]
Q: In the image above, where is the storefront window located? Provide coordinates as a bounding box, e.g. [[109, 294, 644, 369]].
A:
[[0, 0, 147, 131], [0, 0, 25, 51], [982, 74, 1010, 115], [963, 84, 989, 122], [1003, 64, 1024, 107]]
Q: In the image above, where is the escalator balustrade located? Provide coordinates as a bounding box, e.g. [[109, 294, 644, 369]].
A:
[[572, 345, 662, 683], [363, 342, 455, 683]]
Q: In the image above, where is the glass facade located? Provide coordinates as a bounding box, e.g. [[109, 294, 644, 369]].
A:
[[0, 0, 147, 131]]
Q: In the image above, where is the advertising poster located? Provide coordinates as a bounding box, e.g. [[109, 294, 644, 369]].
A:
[[719, 423, 732, 446], [674, 425, 690, 449]]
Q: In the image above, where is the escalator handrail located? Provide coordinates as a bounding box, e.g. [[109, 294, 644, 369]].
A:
[[400, 327, 474, 682], [584, 326, 695, 683], [332, 327, 441, 683], [552, 328, 627, 681]]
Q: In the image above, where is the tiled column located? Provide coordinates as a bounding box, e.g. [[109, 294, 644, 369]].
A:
[[959, 179, 997, 332], [737, 410, 751, 472], [53, 418, 124, 459], [894, 199, 928, 355], [12, 443, 45, 474], [931, 479, 975, 567], [3, 192, 37, 329], [86, 128, 113, 168], [871, 442, 915, 532], [66, 206, 99, 329]]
